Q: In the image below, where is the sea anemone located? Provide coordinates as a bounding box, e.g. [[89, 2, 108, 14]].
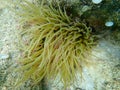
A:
[[15, 0, 96, 88]]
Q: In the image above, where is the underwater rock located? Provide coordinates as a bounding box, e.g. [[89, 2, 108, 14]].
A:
[[105, 21, 114, 27], [0, 54, 9, 59], [92, 0, 102, 4]]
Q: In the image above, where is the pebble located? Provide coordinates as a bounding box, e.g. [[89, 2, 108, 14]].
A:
[[105, 21, 114, 27], [2, 86, 7, 90], [82, 5, 90, 12], [92, 0, 102, 4], [0, 54, 9, 59]]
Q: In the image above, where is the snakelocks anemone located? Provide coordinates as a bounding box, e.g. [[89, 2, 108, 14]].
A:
[[15, 0, 96, 88]]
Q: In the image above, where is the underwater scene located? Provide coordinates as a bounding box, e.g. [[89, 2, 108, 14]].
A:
[[0, 0, 120, 90]]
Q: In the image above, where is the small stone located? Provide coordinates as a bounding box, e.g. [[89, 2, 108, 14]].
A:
[[105, 21, 114, 27], [0, 54, 9, 59], [92, 0, 102, 4], [2, 86, 7, 90], [82, 6, 90, 12]]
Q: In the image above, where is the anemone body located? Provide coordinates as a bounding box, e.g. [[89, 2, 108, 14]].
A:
[[16, 0, 95, 87]]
